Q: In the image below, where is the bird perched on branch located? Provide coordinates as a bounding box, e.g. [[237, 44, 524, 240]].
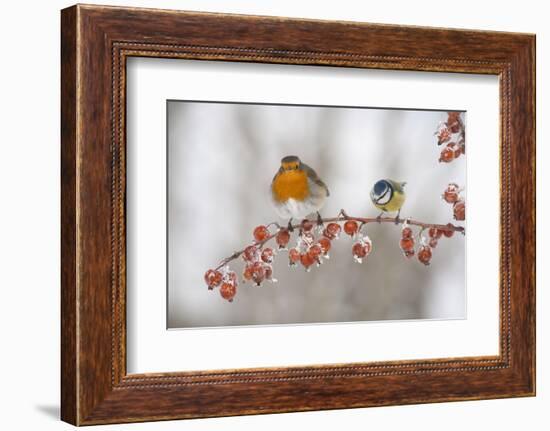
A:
[[370, 179, 407, 223], [271, 155, 330, 229]]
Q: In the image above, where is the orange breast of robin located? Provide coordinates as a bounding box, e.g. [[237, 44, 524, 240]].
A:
[[272, 170, 309, 202]]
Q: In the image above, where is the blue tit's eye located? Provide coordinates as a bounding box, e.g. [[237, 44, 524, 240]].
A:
[[373, 180, 387, 197]]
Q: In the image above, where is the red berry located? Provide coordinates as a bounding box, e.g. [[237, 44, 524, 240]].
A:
[[429, 238, 439, 248], [276, 229, 291, 249], [288, 248, 301, 265], [439, 145, 455, 163], [204, 269, 222, 289], [352, 241, 371, 263], [453, 200, 465, 221], [442, 223, 455, 238], [251, 261, 265, 285], [318, 237, 331, 254], [400, 237, 415, 252], [401, 227, 413, 239], [220, 282, 237, 301], [326, 222, 341, 238], [243, 245, 259, 262], [308, 244, 322, 260], [300, 252, 315, 269], [301, 219, 313, 232], [417, 245, 432, 265], [261, 247, 274, 263], [428, 227, 442, 239], [443, 183, 460, 203], [343, 220, 359, 236], [253, 225, 269, 242]]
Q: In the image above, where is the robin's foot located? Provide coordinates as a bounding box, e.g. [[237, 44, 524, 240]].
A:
[[316, 212, 324, 226]]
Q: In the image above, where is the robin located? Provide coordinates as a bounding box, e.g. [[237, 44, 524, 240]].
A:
[[271, 155, 330, 229], [370, 178, 407, 223]]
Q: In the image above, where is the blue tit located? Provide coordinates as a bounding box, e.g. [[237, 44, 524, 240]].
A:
[[370, 179, 407, 222]]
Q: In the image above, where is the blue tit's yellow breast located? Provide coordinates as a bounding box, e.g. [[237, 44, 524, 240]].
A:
[[272, 170, 309, 202], [376, 189, 406, 212]]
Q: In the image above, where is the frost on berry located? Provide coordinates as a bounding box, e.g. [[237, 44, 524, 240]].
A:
[[417, 245, 433, 266], [204, 269, 223, 289], [261, 247, 274, 263], [400, 225, 415, 258], [324, 222, 341, 240], [253, 225, 270, 242], [435, 122, 452, 145], [275, 228, 291, 249], [352, 236, 372, 264], [443, 183, 460, 203], [243, 245, 259, 262]]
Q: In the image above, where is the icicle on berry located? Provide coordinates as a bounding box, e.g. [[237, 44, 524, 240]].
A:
[[429, 238, 439, 248], [204, 269, 223, 289], [343, 220, 359, 237], [243, 245, 259, 262], [276, 229, 291, 249], [443, 183, 460, 203], [288, 248, 300, 266], [253, 225, 269, 242], [264, 264, 276, 283], [220, 282, 237, 302], [417, 245, 433, 266], [453, 200, 465, 221], [439, 144, 455, 163], [261, 247, 274, 263]]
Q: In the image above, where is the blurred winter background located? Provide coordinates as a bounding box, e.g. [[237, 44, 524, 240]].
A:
[[167, 101, 466, 328]]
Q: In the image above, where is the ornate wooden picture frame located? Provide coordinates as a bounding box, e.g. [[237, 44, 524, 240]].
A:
[[61, 4, 535, 425]]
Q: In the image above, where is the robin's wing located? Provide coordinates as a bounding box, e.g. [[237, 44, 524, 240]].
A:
[[301, 163, 330, 197]]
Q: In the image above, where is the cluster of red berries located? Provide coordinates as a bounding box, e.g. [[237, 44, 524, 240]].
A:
[[204, 267, 238, 302], [287, 219, 337, 271], [442, 183, 465, 221], [437, 112, 465, 163], [399, 223, 455, 265]]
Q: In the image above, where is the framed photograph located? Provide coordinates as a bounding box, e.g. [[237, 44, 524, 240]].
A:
[[61, 4, 535, 425]]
